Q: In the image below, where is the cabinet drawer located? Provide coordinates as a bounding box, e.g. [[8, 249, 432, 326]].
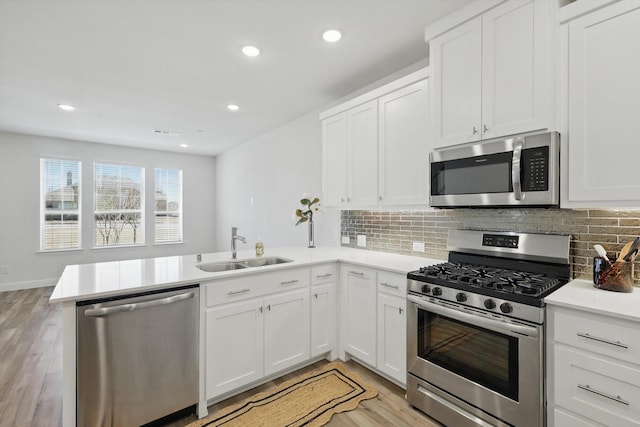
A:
[[377, 271, 406, 297], [311, 264, 336, 285], [553, 308, 640, 365], [554, 346, 640, 427], [552, 407, 605, 427], [205, 268, 310, 307]]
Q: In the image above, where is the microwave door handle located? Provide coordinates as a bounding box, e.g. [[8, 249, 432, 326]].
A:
[[512, 139, 524, 201]]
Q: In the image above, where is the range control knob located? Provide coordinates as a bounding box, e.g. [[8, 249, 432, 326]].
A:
[[455, 292, 467, 302], [484, 299, 496, 309], [500, 303, 513, 314], [432, 287, 443, 296], [421, 284, 431, 294]]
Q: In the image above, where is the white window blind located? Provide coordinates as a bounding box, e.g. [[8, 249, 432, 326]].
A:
[[94, 163, 144, 246], [154, 168, 182, 243], [40, 159, 81, 250]]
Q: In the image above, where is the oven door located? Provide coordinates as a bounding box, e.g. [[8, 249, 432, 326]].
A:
[[407, 294, 543, 427]]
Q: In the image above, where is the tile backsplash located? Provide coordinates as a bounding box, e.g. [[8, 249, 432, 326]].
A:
[[340, 209, 640, 285]]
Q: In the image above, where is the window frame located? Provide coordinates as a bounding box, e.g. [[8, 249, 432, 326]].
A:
[[154, 168, 183, 244], [93, 162, 145, 248], [39, 158, 82, 251]]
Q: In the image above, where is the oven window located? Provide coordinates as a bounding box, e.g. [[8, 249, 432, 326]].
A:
[[417, 309, 519, 401]]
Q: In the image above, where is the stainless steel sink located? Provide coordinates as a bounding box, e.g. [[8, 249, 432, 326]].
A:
[[243, 256, 292, 267], [196, 256, 292, 272], [196, 261, 248, 272]]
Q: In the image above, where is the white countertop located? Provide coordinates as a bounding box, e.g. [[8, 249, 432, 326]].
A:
[[50, 246, 440, 303], [545, 279, 640, 322]]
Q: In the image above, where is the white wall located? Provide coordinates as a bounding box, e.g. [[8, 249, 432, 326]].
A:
[[214, 110, 340, 252], [0, 131, 216, 291], [214, 60, 428, 253]]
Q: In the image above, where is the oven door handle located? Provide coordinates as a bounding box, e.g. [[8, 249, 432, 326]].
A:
[[407, 295, 539, 338]]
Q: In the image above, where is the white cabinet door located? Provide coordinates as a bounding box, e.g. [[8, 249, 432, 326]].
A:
[[263, 288, 310, 376], [347, 100, 379, 207], [311, 283, 336, 358], [565, 1, 640, 206], [481, 0, 550, 139], [205, 298, 263, 399], [431, 17, 482, 148], [378, 79, 430, 206], [376, 293, 406, 385], [322, 112, 348, 207], [342, 266, 377, 366]]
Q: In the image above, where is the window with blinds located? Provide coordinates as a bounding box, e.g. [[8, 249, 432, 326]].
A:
[[154, 168, 182, 243], [94, 163, 144, 246], [40, 159, 81, 250]]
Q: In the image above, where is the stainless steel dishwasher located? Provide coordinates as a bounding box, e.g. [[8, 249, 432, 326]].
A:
[[77, 285, 199, 427]]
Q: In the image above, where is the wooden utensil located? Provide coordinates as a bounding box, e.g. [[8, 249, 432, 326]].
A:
[[623, 237, 640, 262], [617, 239, 637, 262]]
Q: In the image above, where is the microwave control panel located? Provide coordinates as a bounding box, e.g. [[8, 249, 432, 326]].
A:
[[522, 146, 549, 192]]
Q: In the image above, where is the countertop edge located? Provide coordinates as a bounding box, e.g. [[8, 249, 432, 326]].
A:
[[49, 247, 439, 303]]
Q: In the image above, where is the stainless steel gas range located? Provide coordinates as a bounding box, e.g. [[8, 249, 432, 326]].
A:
[[406, 229, 571, 427]]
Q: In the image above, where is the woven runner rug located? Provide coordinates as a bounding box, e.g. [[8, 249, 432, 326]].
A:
[[188, 362, 378, 427]]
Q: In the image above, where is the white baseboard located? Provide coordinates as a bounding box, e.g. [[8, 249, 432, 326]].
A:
[[0, 278, 57, 292]]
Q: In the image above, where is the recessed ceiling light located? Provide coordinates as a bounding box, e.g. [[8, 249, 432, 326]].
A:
[[180, 143, 189, 148], [241, 45, 260, 57], [227, 104, 240, 112], [322, 29, 342, 43], [57, 104, 76, 111]]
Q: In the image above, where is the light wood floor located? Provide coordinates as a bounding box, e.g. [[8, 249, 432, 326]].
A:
[[0, 287, 442, 427]]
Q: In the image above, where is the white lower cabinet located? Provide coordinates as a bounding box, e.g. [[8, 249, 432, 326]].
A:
[[341, 265, 377, 367], [205, 298, 264, 399], [376, 271, 407, 385], [376, 293, 406, 384], [310, 264, 337, 358], [547, 305, 640, 427], [204, 269, 311, 401], [263, 289, 310, 376]]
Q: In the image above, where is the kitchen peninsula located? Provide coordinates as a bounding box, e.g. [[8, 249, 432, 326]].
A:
[[50, 246, 437, 426]]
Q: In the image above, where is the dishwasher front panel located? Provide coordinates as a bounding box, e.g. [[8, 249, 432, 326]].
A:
[[77, 286, 199, 427]]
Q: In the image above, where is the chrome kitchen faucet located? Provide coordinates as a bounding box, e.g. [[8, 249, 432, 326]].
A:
[[231, 227, 246, 259]]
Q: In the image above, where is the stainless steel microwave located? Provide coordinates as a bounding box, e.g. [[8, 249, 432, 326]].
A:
[[430, 132, 560, 208]]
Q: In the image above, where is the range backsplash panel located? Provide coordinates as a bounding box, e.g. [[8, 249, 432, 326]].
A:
[[340, 209, 640, 285]]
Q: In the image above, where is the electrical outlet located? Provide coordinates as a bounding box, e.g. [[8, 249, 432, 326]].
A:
[[341, 235, 350, 244], [413, 242, 425, 253], [357, 235, 367, 247], [0, 266, 8, 275]]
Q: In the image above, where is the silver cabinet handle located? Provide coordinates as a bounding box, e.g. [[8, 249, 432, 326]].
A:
[[258, 306, 263, 313], [341, 198, 345, 203], [512, 138, 523, 201], [577, 332, 629, 349], [399, 307, 403, 315], [84, 292, 195, 317], [380, 282, 399, 290], [349, 270, 364, 276], [347, 197, 351, 202], [483, 124, 489, 133], [316, 273, 333, 279], [266, 304, 271, 311], [472, 126, 479, 135], [578, 384, 629, 406], [280, 279, 299, 285], [378, 195, 383, 201], [314, 293, 318, 299], [228, 288, 251, 296]]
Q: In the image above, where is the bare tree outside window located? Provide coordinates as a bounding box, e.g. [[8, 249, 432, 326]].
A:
[[94, 163, 144, 246]]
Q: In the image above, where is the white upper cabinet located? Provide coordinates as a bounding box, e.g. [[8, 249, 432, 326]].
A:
[[348, 101, 379, 207], [321, 68, 430, 208], [322, 113, 348, 207], [378, 79, 430, 206], [430, 0, 553, 148], [561, 0, 640, 207]]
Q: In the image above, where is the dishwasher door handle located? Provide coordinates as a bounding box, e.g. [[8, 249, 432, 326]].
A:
[[84, 292, 195, 317]]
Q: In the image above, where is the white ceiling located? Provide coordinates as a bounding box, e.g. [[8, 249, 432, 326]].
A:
[[0, 0, 471, 156]]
